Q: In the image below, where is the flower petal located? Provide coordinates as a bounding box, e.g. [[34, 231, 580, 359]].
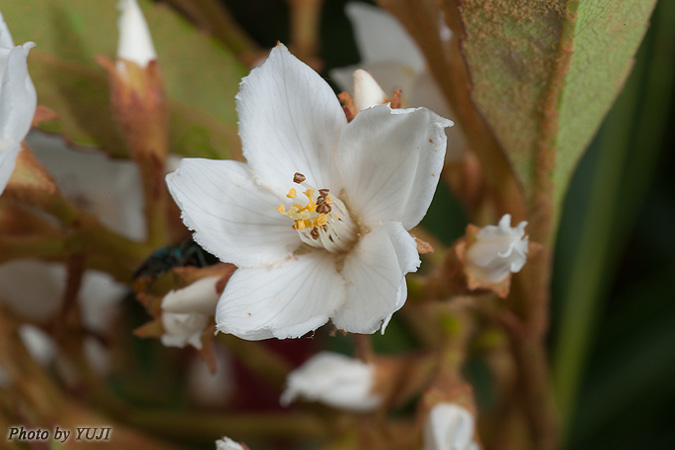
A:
[[167, 158, 301, 268], [0, 43, 37, 146], [0, 142, 20, 194], [332, 222, 419, 334], [345, 2, 425, 73], [281, 352, 381, 412], [216, 251, 345, 341], [236, 44, 346, 193], [336, 105, 451, 230], [117, 0, 157, 67]]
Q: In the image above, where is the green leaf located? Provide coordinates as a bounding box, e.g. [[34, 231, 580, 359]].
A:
[[1, 0, 246, 159], [459, 0, 657, 210]]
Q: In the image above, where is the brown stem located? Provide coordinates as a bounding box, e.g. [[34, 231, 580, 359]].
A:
[[288, 0, 324, 63]]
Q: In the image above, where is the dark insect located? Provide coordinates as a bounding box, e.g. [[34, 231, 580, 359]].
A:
[[133, 237, 220, 281]]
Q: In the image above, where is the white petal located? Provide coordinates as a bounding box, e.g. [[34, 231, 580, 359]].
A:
[[166, 158, 301, 268], [117, 0, 156, 67], [0, 12, 15, 49], [345, 3, 425, 72], [237, 44, 346, 193], [78, 270, 128, 333], [216, 251, 345, 341], [424, 403, 478, 450], [352, 69, 387, 111], [215, 437, 245, 450], [19, 325, 56, 367], [162, 276, 221, 316], [332, 222, 419, 334], [467, 214, 529, 283], [161, 312, 208, 349], [281, 351, 381, 412], [336, 105, 452, 230], [0, 142, 20, 194], [0, 43, 37, 146], [27, 131, 146, 241]]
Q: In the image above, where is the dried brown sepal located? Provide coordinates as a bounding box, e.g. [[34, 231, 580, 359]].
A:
[[198, 323, 217, 374], [412, 234, 435, 254], [133, 316, 163, 339], [173, 262, 236, 288], [5, 144, 57, 201], [338, 91, 357, 122], [32, 106, 58, 127], [388, 89, 402, 109]]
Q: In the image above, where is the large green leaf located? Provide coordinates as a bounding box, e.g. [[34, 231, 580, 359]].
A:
[[1, 0, 245, 159], [459, 0, 657, 209]]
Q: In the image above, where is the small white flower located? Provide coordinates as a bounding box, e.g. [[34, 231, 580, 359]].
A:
[[167, 44, 451, 340], [331, 3, 463, 157], [117, 0, 157, 68], [466, 214, 529, 284], [215, 437, 245, 450], [160, 276, 220, 349], [424, 403, 479, 450], [281, 352, 381, 412], [0, 12, 37, 195]]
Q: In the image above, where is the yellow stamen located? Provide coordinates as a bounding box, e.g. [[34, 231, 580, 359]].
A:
[[315, 215, 328, 227], [286, 188, 297, 199], [275, 204, 286, 215]]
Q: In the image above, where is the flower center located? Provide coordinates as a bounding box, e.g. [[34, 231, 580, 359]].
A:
[[275, 172, 357, 254]]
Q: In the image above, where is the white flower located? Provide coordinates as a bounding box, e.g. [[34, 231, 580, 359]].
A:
[[167, 44, 451, 340], [331, 3, 463, 157], [160, 276, 220, 349], [215, 437, 245, 450], [0, 12, 37, 195], [466, 214, 529, 284], [27, 131, 146, 241], [280, 352, 381, 412], [117, 0, 156, 68], [424, 403, 479, 450]]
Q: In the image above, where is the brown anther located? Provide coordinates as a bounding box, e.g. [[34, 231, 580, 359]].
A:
[[319, 189, 330, 196], [322, 225, 328, 232], [293, 172, 306, 184], [316, 195, 326, 205], [310, 228, 320, 240], [316, 203, 331, 214]]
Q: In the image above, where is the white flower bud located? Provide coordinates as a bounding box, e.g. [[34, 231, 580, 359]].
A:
[[424, 403, 479, 450], [215, 437, 245, 450], [280, 352, 381, 412], [162, 276, 221, 316], [117, 0, 156, 68], [353, 69, 387, 111], [466, 214, 528, 284], [159, 276, 221, 349]]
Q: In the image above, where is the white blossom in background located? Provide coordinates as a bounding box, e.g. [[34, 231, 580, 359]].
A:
[[466, 214, 529, 284], [280, 352, 381, 412], [215, 437, 246, 450], [27, 131, 146, 241], [117, 0, 156, 68], [424, 403, 479, 450], [160, 276, 221, 349], [331, 3, 463, 157], [167, 44, 451, 340], [0, 12, 37, 195]]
